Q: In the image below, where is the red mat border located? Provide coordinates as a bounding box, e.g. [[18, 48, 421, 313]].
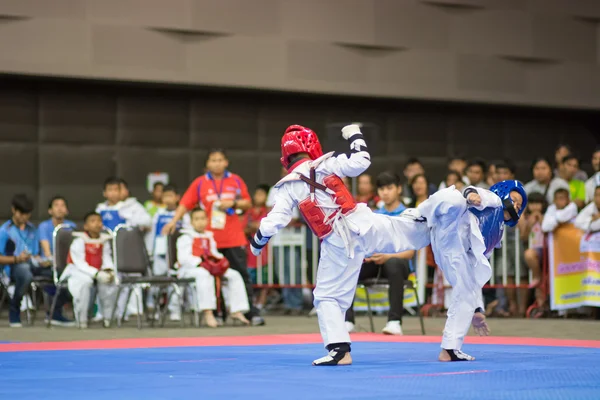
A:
[[0, 333, 599, 353]]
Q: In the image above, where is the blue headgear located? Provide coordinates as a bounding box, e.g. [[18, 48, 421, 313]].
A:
[[490, 180, 528, 227]]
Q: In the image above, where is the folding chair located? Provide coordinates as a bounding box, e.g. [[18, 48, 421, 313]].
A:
[[166, 230, 198, 327], [357, 274, 426, 335], [109, 224, 177, 329], [47, 224, 75, 328]]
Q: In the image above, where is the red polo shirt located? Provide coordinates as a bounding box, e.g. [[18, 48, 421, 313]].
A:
[[180, 171, 251, 249]]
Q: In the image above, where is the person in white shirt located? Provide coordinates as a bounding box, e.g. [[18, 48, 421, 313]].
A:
[[60, 212, 118, 328], [523, 157, 570, 205], [575, 186, 600, 233], [541, 189, 579, 233], [585, 147, 600, 204], [177, 208, 250, 328]]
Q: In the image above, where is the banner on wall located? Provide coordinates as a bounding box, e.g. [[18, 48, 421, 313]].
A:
[[549, 223, 600, 310]]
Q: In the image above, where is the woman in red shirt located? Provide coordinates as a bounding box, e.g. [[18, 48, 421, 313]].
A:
[[162, 149, 264, 325]]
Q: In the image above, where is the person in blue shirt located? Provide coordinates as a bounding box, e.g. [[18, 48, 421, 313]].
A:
[[344, 172, 416, 336], [38, 196, 77, 260], [417, 180, 527, 362], [0, 194, 74, 327]]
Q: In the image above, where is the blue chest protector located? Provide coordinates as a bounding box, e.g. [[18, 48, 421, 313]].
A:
[[100, 210, 126, 231], [469, 206, 505, 255], [154, 213, 182, 236]]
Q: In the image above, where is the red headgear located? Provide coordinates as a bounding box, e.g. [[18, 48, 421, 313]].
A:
[[280, 125, 323, 169]]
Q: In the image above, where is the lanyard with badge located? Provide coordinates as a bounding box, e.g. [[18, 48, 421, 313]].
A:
[[210, 175, 227, 230]]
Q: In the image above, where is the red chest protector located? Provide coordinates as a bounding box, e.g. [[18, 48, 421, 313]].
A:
[[192, 237, 229, 277], [67, 242, 104, 270], [297, 167, 356, 239]]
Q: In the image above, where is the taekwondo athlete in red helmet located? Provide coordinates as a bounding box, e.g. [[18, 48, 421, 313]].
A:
[[250, 124, 431, 366]]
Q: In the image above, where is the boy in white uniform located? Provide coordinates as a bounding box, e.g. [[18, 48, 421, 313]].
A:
[[177, 208, 250, 327], [61, 212, 118, 328], [250, 124, 430, 366]]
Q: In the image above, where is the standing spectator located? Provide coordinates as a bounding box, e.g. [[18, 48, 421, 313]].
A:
[[162, 149, 264, 325], [245, 184, 271, 311], [541, 189, 578, 234], [574, 186, 600, 232], [556, 155, 586, 209], [465, 159, 489, 189], [438, 156, 469, 190], [554, 144, 588, 181], [119, 179, 153, 230], [585, 146, 600, 204], [355, 173, 379, 209], [408, 174, 430, 207], [524, 157, 570, 205], [38, 196, 76, 260], [521, 193, 547, 289], [0, 194, 73, 327], [345, 172, 415, 335], [144, 182, 165, 218]]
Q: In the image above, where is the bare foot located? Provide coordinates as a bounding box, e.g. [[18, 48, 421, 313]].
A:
[[230, 312, 250, 326], [472, 312, 490, 336], [528, 278, 541, 289], [202, 311, 218, 328]]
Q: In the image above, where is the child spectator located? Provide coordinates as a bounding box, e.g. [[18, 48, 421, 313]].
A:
[[575, 186, 600, 233], [38, 196, 76, 260], [244, 184, 271, 311], [177, 208, 250, 327], [61, 212, 117, 328], [144, 182, 165, 218], [522, 193, 548, 289], [541, 188, 579, 233], [96, 177, 152, 232]]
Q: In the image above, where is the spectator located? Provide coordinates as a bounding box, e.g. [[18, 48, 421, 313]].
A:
[[355, 173, 379, 209], [0, 194, 73, 327], [557, 155, 586, 209], [146, 185, 188, 321], [465, 159, 488, 189], [245, 184, 271, 311], [402, 158, 436, 202], [176, 208, 250, 327], [554, 144, 587, 181], [486, 163, 498, 187], [522, 193, 548, 289], [38, 196, 76, 260], [345, 172, 415, 335], [541, 188, 578, 234], [574, 186, 600, 232], [492, 162, 528, 316], [408, 174, 430, 207], [61, 212, 117, 328], [524, 157, 570, 205], [163, 149, 264, 325], [585, 146, 600, 204], [96, 177, 124, 231], [443, 171, 466, 192], [144, 182, 165, 218], [438, 156, 469, 190], [266, 168, 304, 316], [118, 179, 153, 230]]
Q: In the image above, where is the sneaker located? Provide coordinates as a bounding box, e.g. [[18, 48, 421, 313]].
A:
[[251, 315, 265, 326], [79, 322, 88, 329], [169, 313, 181, 322], [382, 320, 403, 335], [9, 309, 22, 328], [345, 321, 355, 333], [50, 314, 77, 327]]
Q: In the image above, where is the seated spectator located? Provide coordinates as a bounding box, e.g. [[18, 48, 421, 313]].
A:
[[355, 173, 379, 209], [443, 171, 466, 192], [524, 157, 570, 205], [585, 146, 600, 204], [522, 193, 548, 288], [408, 174, 430, 207], [556, 155, 586, 209], [465, 158, 488, 189], [486, 163, 498, 187], [0, 194, 73, 327], [144, 182, 165, 218], [38, 196, 76, 260], [146, 185, 189, 320], [61, 212, 117, 328], [96, 177, 152, 231], [439, 156, 469, 190], [554, 144, 587, 181], [177, 208, 250, 327], [244, 184, 271, 311], [574, 186, 600, 232], [119, 179, 153, 230], [541, 188, 579, 234], [402, 158, 436, 203], [345, 172, 415, 335]]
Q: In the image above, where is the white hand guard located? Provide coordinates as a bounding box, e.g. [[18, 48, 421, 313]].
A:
[[250, 230, 269, 257], [95, 270, 114, 284], [341, 124, 362, 140]]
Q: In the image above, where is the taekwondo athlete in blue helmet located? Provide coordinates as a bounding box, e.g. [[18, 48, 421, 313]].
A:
[[416, 180, 527, 362]]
